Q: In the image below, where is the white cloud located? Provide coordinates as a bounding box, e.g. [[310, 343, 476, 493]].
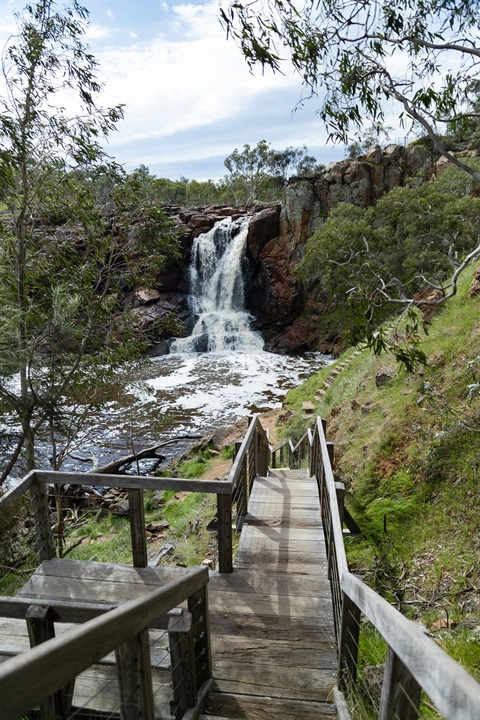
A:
[[84, 23, 115, 41], [94, 1, 298, 148]]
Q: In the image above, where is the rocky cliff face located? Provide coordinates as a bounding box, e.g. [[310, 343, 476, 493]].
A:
[[244, 143, 446, 354]]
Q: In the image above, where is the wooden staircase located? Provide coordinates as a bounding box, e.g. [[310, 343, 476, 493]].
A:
[[202, 468, 337, 719]]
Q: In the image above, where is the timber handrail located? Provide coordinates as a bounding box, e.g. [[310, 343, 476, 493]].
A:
[[305, 416, 480, 720], [217, 415, 270, 571], [0, 415, 270, 574], [270, 438, 294, 467], [0, 565, 211, 720]]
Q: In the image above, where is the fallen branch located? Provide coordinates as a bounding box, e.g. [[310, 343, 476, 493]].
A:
[[81, 436, 204, 475], [0, 564, 35, 576], [63, 536, 89, 557]]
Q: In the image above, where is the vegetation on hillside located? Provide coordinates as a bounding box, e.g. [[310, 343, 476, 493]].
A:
[[283, 264, 480, 680], [297, 160, 480, 368], [114, 140, 323, 208]]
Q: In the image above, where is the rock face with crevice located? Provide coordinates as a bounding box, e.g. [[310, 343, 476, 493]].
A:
[[242, 142, 456, 353]]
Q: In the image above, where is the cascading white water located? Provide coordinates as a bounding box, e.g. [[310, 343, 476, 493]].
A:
[[172, 217, 264, 353]]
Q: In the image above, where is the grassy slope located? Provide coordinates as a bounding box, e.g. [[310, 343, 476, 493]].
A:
[[284, 264, 480, 679]]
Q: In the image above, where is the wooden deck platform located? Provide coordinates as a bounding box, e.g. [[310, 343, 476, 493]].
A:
[[204, 468, 337, 719]]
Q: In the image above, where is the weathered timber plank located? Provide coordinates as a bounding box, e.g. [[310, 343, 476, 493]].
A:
[[31, 558, 186, 585], [237, 531, 326, 550], [250, 484, 319, 498], [232, 558, 328, 576], [71, 665, 120, 712], [34, 470, 230, 495], [19, 575, 180, 605], [212, 661, 334, 701], [266, 470, 310, 480], [234, 547, 327, 567], [239, 525, 325, 543], [71, 665, 173, 714], [208, 589, 332, 617], [205, 693, 337, 720], [235, 538, 326, 556], [247, 497, 320, 515], [0, 566, 208, 720], [0, 617, 29, 648], [207, 466, 337, 715], [18, 559, 189, 606], [244, 511, 321, 528], [210, 636, 336, 668], [251, 480, 317, 490], [208, 611, 336, 642], [208, 569, 331, 598]]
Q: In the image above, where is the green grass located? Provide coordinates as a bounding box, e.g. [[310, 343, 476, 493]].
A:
[[63, 447, 220, 568], [65, 514, 133, 564], [176, 448, 216, 478]]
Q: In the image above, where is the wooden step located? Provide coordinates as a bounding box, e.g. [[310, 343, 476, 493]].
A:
[[204, 693, 337, 719]]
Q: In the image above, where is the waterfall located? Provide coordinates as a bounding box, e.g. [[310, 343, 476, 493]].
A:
[[172, 217, 264, 353]]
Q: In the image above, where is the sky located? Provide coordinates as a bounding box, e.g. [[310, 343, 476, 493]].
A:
[[0, 0, 405, 180]]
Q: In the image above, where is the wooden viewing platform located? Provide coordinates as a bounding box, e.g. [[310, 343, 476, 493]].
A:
[[205, 468, 337, 719]]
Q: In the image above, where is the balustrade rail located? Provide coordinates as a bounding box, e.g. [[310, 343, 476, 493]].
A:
[[0, 415, 270, 581], [0, 416, 271, 720], [299, 417, 480, 720], [3, 413, 478, 719], [0, 566, 211, 720]]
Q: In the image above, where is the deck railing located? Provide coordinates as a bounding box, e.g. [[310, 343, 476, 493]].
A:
[[303, 417, 480, 720], [0, 565, 211, 720], [0, 416, 271, 719], [0, 415, 270, 580], [270, 437, 294, 468]]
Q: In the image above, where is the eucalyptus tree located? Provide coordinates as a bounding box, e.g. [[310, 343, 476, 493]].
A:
[[224, 139, 321, 203], [221, 0, 480, 179], [0, 1, 178, 481], [220, 0, 480, 363]]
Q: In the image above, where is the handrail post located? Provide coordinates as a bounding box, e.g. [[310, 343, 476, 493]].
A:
[[379, 647, 421, 720], [338, 592, 361, 691], [335, 481, 345, 528], [326, 441, 334, 472], [26, 604, 74, 719], [217, 493, 233, 573], [188, 584, 213, 689], [30, 478, 55, 561], [116, 630, 155, 720], [128, 488, 147, 567], [238, 456, 248, 522], [168, 611, 196, 720]]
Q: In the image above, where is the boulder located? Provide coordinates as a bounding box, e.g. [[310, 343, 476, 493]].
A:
[[468, 266, 480, 297], [365, 144, 382, 164], [190, 333, 209, 352], [133, 287, 161, 306], [343, 161, 371, 185], [375, 369, 396, 387], [264, 318, 319, 354]]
